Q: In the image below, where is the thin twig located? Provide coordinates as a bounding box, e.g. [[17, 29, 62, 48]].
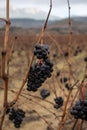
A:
[[38, 0, 52, 43], [67, 0, 72, 51], [78, 120, 84, 130], [72, 119, 78, 130], [0, 18, 7, 23]]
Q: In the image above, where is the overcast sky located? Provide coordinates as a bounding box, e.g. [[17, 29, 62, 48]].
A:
[[0, 0, 87, 19]]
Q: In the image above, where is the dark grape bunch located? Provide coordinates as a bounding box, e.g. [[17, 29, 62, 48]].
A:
[[27, 44, 53, 92], [6, 108, 25, 128], [70, 99, 87, 120], [27, 60, 53, 92], [54, 97, 64, 109], [34, 44, 49, 60]]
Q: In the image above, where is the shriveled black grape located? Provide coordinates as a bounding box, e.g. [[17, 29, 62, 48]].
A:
[[64, 52, 69, 57], [60, 77, 68, 83], [65, 83, 72, 90], [54, 97, 64, 109], [40, 89, 50, 99], [56, 71, 60, 77], [84, 57, 87, 62]]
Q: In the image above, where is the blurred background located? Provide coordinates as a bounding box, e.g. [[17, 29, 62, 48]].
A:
[[0, 0, 87, 19], [0, 1, 87, 130], [0, 0, 87, 29]]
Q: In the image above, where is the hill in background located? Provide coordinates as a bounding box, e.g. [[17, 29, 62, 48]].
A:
[[0, 16, 87, 33]]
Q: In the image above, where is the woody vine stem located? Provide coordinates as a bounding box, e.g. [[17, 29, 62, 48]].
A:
[[0, 0, 10, 130]]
